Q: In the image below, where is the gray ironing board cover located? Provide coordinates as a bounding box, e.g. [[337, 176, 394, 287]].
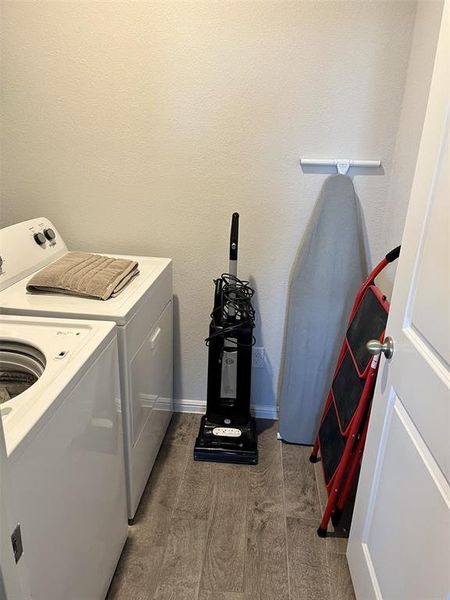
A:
[[278, 175, 367, 444]]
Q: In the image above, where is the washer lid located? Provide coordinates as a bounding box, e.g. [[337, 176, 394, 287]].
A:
[[0, 315, 116, 455]]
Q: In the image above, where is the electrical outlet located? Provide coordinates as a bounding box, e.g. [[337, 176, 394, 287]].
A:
[[252, 347, 265, 368]]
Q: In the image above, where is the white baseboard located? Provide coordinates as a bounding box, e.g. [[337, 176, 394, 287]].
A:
[[252, 404, 279, 420], [173, 398, 206, 414], [173, 398, 278, 420]]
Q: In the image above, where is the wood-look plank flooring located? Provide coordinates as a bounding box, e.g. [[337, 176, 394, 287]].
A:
[[107, 414, 355, 600]]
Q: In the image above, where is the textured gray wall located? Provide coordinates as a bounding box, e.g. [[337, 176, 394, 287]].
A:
[[1, 1, 416, 412]]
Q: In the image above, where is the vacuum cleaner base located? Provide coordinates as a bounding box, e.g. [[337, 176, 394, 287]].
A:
[[194, 415, 258, 465]]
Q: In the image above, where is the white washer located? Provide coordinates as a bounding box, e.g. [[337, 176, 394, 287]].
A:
[[0, 314, 127, 600], [0, 218, 173, 521]]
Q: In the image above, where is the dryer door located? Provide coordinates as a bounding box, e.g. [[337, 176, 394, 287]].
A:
[[130, 300, 173, 448]]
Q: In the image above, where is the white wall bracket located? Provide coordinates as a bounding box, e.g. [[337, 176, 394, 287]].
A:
[[300, 158, 381, 175]]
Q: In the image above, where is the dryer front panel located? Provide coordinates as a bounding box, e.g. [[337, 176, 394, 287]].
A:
[[127, 300, 173, 517]]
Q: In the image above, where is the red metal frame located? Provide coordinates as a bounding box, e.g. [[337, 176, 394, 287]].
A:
[[346, 284, 390, 379], [310, 256, 392, 537], [335, 416, 369, 515]]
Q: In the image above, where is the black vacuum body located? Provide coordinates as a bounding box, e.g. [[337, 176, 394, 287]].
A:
[[194, 213, 258, 465]]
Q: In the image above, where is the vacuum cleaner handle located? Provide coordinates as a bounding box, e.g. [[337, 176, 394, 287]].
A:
[[229, 212, 239, 278], [230, 213, 239, 259]]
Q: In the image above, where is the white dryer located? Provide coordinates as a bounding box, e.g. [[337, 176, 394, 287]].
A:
[[0, 218, 173, 521], [0, 315, 127, 600]]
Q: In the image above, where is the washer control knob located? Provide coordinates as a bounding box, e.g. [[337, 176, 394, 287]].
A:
[[44, 228, 56, 241], [34, 232, 46, 246]]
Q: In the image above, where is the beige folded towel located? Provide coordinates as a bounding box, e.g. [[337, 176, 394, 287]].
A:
[[27, 251, 139, 300]]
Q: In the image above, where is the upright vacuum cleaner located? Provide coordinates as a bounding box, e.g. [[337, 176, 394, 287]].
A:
[[194, 213, 258, 465]]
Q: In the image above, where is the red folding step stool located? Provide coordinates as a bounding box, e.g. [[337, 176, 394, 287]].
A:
[[310, 246, 401, 537]]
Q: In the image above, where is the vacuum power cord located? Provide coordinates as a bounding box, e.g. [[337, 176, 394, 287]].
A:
[[205, 274, 256, 346]]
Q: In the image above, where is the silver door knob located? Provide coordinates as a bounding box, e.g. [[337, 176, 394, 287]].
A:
[[366, 337, 394, 359]]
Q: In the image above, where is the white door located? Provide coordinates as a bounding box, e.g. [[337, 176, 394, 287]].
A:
[[347, 3, 450, 599]]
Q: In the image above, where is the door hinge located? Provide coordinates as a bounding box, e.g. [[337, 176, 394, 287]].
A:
[[11, 524, 23, 563]]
